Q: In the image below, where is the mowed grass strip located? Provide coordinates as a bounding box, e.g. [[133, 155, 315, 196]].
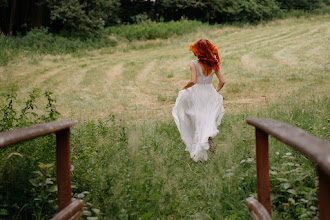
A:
[[1, 15, 329, 121], [0, 16, 329, 171]]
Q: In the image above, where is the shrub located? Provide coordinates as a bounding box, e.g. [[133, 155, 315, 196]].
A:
[[0, 89, 105, 219], [0, 89, 60, 131], [0, 28, 117, 66], [275, 0, 326, 10], [0, 89, 60, 218], [108, 20, 202, 41]]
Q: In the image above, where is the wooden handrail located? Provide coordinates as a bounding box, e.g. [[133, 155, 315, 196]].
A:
[[247, 118, 330, 176], [51, 200, 83, 220], [246, 118, 330, 220], [0, 120, 77, 148], [0, 120, 83, 219]]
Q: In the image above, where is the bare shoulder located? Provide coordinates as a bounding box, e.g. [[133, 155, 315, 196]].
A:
[[215, 68, 221, 75]]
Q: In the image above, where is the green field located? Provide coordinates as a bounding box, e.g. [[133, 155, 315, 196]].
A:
[[0, 15, 329, 219], [1, 16, 329, 122]]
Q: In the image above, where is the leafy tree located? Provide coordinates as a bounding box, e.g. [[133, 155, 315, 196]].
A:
[[0, 0, 120, 36], [119, 0, 155, 23], [275, 0, 325, 10], [155, 0, 200, 21], [45, 0, 120, 36], [0, 0, 328, 36], [155, 0, 280, 23]]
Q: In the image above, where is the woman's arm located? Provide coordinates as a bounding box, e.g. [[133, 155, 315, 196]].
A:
[[183, 61, 197, 89], [215, 69, 225, 92]]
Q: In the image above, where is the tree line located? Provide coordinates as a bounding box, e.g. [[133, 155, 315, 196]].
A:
[[0, 0, 328, 36]]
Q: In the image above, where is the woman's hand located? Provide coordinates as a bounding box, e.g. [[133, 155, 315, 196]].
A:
[[183, 81, 195, 90], [215, 69, 225, 92]]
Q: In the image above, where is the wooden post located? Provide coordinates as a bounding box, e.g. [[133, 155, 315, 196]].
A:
[[318, 168, 330, 220], [255, 128, 272, 216], [56, 129, 72, 211]]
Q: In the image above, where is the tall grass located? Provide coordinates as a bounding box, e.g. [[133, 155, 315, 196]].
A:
[[108, 20, 203, 41], [67, 86, 327, 219], [0, 28, 117, 66], [276, 5, 330, 19], [0, 90, 60, 218], [0, 20, 202, 66], [0, 85, 328, 219]]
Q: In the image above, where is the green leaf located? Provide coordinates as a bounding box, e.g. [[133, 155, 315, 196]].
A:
[[288, 198, 295, 204], [33, 171, 43, 176], [277, 178, 288, 182], [46, 178, 54, 184], [29, 179, 38, 187], [172, 203, 178, 208], [38, 163, 53, 169], [228, 212, 239, 219], [310, 206, 317, 211], [140, 211, 153, 219], [49, 185, 58, 192], [77, 193, 85, 199], [300, 198, 309, 203], [299, 213, 308, 218], [287, 189, 297, 195], [0, 209, 9, 216], [150, 192, 160, 200], [83, 211, 92, 216], [92, 208, 101, 215], [283, 183, 291, 189]]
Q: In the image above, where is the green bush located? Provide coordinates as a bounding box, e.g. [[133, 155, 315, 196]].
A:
[[0, 89, 103, 219], [155, 0, 281, 23], [0, 0, 120, 36], [0, 89, 60, 131], [277, 5, 330, 19], [275, 0, 326, 10], [108, 20, 202, 41], [0, 89, 60, 218], [1, 0, 328, 37], [0, 28, 117, 66]]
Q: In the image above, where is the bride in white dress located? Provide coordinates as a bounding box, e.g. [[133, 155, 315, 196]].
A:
[[172, 39, 225, 162]]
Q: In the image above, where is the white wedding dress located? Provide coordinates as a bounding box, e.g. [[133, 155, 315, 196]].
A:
[[172, 60, 225, 162]]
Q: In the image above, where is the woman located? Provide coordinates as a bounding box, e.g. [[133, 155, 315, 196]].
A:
[[172, 39, 225, 162]]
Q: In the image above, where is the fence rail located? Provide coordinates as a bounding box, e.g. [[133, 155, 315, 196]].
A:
[[0, 120, 76, 148], [246, 118, 330, 220], [0, 120, 83, 220]]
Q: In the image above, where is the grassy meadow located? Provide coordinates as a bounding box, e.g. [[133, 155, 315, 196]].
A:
[[0, 15, 329, 219]]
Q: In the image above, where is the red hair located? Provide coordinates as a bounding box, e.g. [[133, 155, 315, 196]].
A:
[[189, 39, 221, 75]]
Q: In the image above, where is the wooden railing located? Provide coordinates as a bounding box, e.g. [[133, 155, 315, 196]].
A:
[[246, 118, 330, 220], [0, 120, 83, 219]]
